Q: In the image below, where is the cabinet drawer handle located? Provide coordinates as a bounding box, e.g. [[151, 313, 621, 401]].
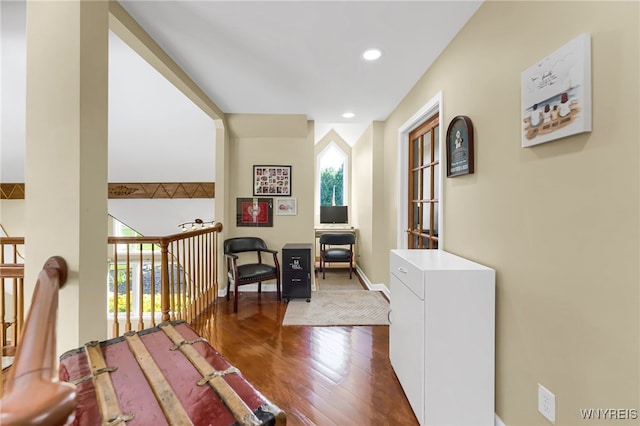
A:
[[397, 267, 407, 274], [291, 279, 302, 282]]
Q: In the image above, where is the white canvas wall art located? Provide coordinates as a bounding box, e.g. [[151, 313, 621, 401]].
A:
[[521, 33, 592, 147]]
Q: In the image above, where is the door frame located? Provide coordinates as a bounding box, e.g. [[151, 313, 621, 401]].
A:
[[396, 91, 444, 249]]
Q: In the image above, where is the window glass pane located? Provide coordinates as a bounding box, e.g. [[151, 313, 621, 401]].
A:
[[319, 145, 346, 206]]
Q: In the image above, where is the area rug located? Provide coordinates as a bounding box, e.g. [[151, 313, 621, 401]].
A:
[[282, 290, 389, 326], [315, 268, 364, 291]]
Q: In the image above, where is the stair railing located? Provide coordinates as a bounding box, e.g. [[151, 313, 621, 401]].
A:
[[0, 222, 222, 344], [107, 222, 222, 337], [0, 256, 77, 426], [0, 237, 25, 355]]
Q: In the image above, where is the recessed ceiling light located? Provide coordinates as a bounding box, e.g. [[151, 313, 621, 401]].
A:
[[362, 48, 382, 61], [342, 112, 355, 119]]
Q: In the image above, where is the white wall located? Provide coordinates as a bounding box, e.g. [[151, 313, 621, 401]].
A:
[[108, 199, 215, 236], [0, 6, 217, 237]]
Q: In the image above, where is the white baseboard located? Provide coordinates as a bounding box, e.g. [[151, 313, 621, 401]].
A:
[[219, 271, 391, 299], [355, 266, 390, 299], [218, 282, 279, 298], [495, 414, 506, 426]]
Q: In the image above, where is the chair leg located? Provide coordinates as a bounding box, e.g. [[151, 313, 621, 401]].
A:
[[233, 281, 239, 313], [322, 260, 326, 279], [349, 261, 352, 279], [276, 276, 281, 301], [258, 281, 262, 294]]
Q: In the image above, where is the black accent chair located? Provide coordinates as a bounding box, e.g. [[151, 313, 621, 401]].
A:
[[224, 237, 281, 313], [319, 233, 355, 279]]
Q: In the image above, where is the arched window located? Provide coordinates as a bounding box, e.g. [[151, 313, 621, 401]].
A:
[[317, 142, 348, 206]]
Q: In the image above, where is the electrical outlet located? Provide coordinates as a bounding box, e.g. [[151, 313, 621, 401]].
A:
[[538, 383, 556, 424]]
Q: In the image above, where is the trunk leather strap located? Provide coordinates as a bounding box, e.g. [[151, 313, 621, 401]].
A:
[[158, 322, 262, 426]]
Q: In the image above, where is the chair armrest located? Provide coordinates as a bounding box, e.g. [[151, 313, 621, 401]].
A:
[[224, 253, 239, 260], [261, 249, 279, 255]]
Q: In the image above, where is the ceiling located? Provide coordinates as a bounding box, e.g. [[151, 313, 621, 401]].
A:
[[1, 0, 484, 181], [118, 1, 483, 143], [1, 0, 482, 234]]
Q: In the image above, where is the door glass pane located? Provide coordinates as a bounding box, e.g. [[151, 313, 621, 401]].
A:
[[408, 114, 439, 250], [412, 137, 420, 169], [433, 202, 439, 236], [422, 130, 432, 165], [422, 202, 431, 234], [412, 170, 420, 200], [433, 126, 440, 200], [427, 237, 438, 249], [421, 236, 429, 249], [423, 168, 431, 201], [434, 164, 440, 201]]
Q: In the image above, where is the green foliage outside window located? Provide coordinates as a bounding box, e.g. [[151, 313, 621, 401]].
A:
[[107, 293, 189, 313], [320, 164, 344, 206]]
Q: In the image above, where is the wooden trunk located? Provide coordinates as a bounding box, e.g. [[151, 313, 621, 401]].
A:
[[59, 320, 285, 426]]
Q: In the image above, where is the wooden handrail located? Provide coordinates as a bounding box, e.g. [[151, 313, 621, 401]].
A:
[[0, 264, 24, 279], [1, 237, 25, 264], [106, 222, 222, 245], [0, 237, 25, 245], [0, 256, 77, 426]]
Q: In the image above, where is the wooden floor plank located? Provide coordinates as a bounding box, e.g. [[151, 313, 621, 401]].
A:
[[192, 291, 418, 426]]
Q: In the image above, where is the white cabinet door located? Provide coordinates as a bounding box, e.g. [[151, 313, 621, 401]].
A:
[[390, 249, 495, 426], [389, 273, 425, 424]]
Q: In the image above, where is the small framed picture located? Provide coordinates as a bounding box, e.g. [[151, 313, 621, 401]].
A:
[[236, 197, 273, 227], [253, 165, 291, 196], [446, 115, 474, 177], [276, 198, 297, 216]]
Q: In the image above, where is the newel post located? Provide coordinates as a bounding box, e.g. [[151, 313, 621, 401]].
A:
[[160, 241, 170, 322]]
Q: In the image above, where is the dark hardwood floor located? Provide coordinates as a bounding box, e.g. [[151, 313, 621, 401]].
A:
[[191, 290, 419, 426]]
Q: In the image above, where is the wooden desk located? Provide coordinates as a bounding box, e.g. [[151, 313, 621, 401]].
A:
[[314, 227, 357, 265]]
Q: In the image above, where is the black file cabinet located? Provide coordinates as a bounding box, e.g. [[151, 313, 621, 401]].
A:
[[282, 243, 312, 302]]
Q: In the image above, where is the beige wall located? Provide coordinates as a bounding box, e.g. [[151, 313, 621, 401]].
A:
[[224, 114, 316, 291], [25, 1, 110, 352], [352, 125, 373, 271], [379, 1, 639, 425], [351, 122, 385, 282], [0, 200, 25, 238]]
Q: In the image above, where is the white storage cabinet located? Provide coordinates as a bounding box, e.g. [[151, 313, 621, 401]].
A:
[[389, 249, 495, 426]]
